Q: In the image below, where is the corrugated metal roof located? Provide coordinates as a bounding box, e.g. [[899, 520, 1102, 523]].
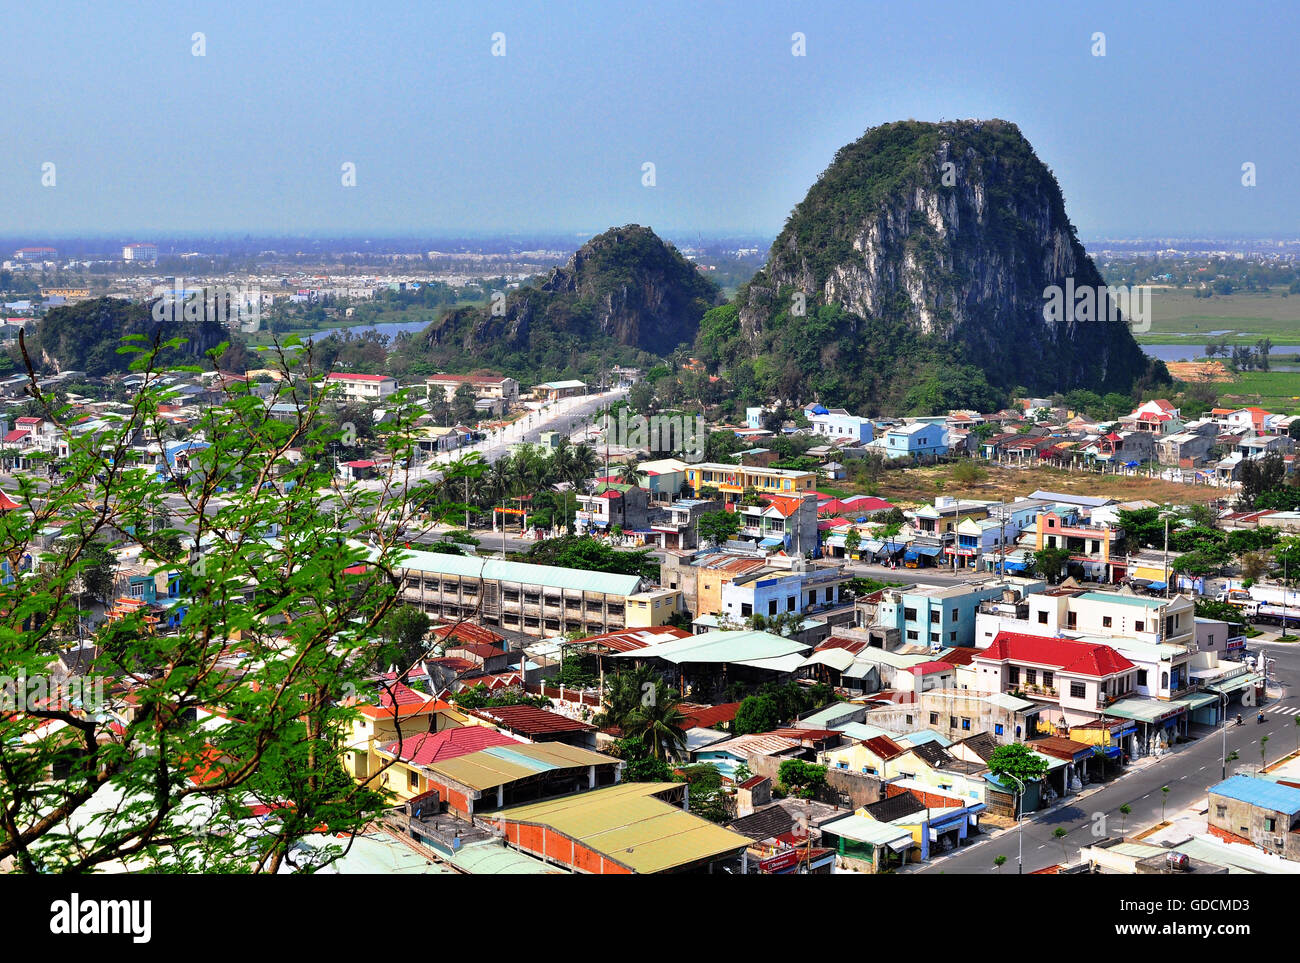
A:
[[497, 782, 751, 874], [1210, 775, 1300, 815], [427, 742, 616, 792], [610, 629, 808, 666], [394, 547, 644, 597], [819, 813, 913, 847]]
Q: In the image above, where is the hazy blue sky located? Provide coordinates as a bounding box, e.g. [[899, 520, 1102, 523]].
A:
[[5, 0, 1297, 238]]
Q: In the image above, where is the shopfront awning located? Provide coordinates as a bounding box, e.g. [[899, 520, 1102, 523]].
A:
[[1208, 674, 1258, 696], [1172, 691, 1219, 711], [863, 540, 884, 554], [1105, 697, 1187, 725], [759, 537, 784, 548], [913, 545, 942, 557], [1146, 581, 1168, 591]]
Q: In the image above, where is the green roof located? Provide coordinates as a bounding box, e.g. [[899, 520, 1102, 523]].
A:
[[394, 547, 644, 597], [1076, 592, 1167, 609], [609, 629, 809, 667]]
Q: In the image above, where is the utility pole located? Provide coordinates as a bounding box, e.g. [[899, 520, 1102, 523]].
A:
[[1163, 515, 1170, 599]]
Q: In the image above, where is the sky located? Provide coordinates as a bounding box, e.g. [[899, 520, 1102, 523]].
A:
[[4, 0, 1298, 239]]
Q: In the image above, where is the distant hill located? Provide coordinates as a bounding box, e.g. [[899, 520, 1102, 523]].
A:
[[697, 119, 1164, 414], [403, 225, 722, 381], [29, 296, 234, 376]]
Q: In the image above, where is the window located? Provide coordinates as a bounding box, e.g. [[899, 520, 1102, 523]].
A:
[[1025, 669, 1036, 684], [408, 771, 419, 790], [907, 630, 919, 641], [929, 712, 939, 725], [930, 610, 940, 624], [768, 600, 777, 616], [951, 608, 959, 621], [1216, 805, 1227, 819], [904, 607, 918, 621], [930, 632, 938, 643], [825, 587, 833, 602], [1043, 672, 1053, 688], [1134, 620, 1145, 633], [994, 724, 1004, 736], [949, 717, 957, 729], [1038, 610, 1048, 624], [741, 603, 752, 617], [1070, 682, 1086, 699], [1265, 817, 1277, 832], [1137, 669, 1147, 686], [1008, 667, 1020, 685], [961, 718, 971, 731], [905, 715, 913, 725], [1066, 611, 1077, 630], [787, 596, 796, 612], [950, 631, 957, 642], [1102, 615, 1113, 628]]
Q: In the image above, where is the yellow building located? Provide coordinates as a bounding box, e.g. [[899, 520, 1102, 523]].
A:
[[684, 462, 816, 504], [625, 588, 685, 627]]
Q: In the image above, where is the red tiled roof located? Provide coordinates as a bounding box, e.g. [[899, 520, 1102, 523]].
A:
[[431, 622, 506, 647], [979, 631, 1134, 677], [677, 701, 741, 730], [936, 646, 980, 666], [467, 704, 594, 735], [2, 429, 30, 444], [380, 726, 517, 766], [327, 372, 392, 382], [356, 681, 446, 719], [910, 661, 952, 675], [572, 626, 691, 653], [862, 735, 907, 760]]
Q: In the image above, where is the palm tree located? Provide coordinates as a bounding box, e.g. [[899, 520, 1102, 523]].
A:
[[567, 443, 599, 491], [1119, 803, 1131, 835], [993, 854, 1007, 874], [624, 682, 688, 762], [616, 461, 641, 487]]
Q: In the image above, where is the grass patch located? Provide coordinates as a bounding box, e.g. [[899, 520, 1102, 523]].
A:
[[1136, 289, 1300, 344], [1216, 370, 1300, 415]]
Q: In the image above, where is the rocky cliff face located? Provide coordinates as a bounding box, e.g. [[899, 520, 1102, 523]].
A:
[[735, 119, 1154, 397], [422, 224, 720, 363]]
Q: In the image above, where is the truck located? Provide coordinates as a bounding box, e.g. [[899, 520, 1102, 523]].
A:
[[1239, 601, 1300, 628]]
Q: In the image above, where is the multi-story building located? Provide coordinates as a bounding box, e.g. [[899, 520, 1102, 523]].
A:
[[648, 497, 722, 550], [975, 587, 1194, 648], [575, 483, 651, 536], [426, 373, 519, 409], [325, 372, 398, 403], [873, 579, 1043, 650], [732, 492, 820, 556], [1027, 509, 1124, 583], [719, 566, 847, 625], [972, 631, 1139, 727], [396, 549, 650, 638], [121, 242, 158, 263], [808, 409, 874, 444], [683, 462, 817, 504]]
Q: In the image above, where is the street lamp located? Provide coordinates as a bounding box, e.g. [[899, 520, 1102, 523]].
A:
[[1220, 690, 1229, 781]]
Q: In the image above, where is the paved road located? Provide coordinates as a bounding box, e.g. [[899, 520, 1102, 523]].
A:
[[912, 639, 1300, 874]]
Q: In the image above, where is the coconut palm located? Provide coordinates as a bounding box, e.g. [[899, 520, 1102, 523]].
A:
[[623, 682, 688, 762]]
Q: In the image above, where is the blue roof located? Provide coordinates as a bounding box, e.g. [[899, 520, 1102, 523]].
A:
[[1210, 775, 1300, 815]]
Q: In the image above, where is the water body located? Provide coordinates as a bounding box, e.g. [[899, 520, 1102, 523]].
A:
[[1142, 342, 1300, 363], [338, 320, 430, 339]]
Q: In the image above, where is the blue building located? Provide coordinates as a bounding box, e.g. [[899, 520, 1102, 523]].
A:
[[871, 422, 948, 461], [874, 579, 1044, 650]]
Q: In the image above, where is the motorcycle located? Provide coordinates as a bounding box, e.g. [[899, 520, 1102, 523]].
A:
[[1258, 712, 1266, 724], [1236, 714, 1244, 727]]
